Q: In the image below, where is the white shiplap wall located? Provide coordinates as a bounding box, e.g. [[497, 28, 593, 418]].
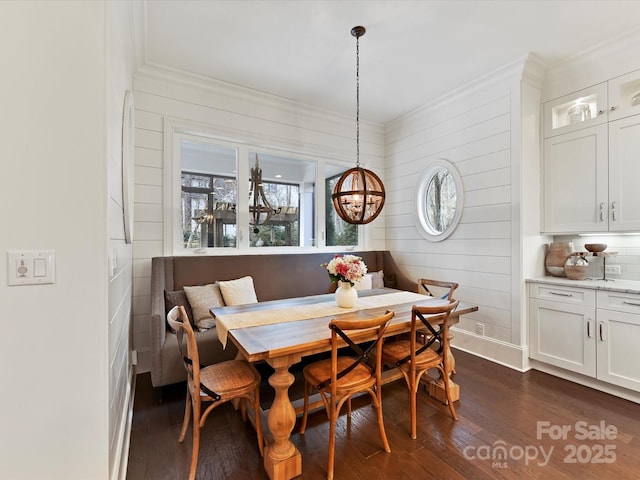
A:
[[131, 66, 385, 372], [385, 57, 545, 368], [106, 3, 138, 479]]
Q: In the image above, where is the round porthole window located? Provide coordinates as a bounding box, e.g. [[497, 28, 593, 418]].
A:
[[414, 159, 464, 242]]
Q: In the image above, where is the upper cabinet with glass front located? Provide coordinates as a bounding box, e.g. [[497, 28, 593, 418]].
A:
[[544, 83, 607, 138], [607, 69, 640, 121], [544, 68, 640, 138]]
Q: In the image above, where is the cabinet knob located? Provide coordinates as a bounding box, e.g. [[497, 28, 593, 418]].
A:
[[599, 202, 605, 222], [610, 106, 617, 111], [598, 109, 606, 115]]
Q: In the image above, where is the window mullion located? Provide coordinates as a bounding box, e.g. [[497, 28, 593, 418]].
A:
[[236, 145, 250, 250]]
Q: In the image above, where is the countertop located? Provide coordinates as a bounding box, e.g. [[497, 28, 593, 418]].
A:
[[526, 277, 640, 295]]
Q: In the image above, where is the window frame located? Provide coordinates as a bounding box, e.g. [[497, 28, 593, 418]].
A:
[[164, 120, 364, 255]]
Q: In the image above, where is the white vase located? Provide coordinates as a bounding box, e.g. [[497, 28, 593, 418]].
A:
[[335, 281, 358, 308]]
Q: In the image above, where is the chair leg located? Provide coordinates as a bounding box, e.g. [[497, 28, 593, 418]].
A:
[[299, 380, 310, 435], [178, 388, 192, 443], [409, 374, 418, 440], [373, 390, 391, 453], [327, 404, 337, 480], [188, 396, 201, 480]]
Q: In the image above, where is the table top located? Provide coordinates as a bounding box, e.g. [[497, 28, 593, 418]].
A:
[[211, 288, 478, 363]]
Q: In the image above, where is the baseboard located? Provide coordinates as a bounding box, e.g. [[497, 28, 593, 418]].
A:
[[528, 359, 640, 404], [451, 328, 640, 404], [113, 366, 137, 480], [450, 327, 530, 372]]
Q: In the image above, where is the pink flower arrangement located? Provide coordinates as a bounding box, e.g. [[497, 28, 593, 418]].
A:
[[322, 254, 367, 286]]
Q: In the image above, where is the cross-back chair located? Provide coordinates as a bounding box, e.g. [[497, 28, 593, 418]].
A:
[[299, 310, 395, 480], [168, 306, 264, 480], [418, 278, 459, 301], [382, 301, 459, 439]]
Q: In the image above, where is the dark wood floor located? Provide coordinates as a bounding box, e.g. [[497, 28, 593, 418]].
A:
[[127, 350, 640, 479]]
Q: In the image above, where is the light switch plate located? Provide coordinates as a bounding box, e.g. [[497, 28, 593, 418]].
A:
[[7, 250, 55, 285]]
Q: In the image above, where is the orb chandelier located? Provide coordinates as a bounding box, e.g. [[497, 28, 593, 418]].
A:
[[332, 26, 385, 225], [248, 153, 276, 233]]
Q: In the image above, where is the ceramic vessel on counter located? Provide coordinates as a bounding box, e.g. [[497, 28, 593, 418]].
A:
[[545, 242, 574, 277], [564, 253, 589, 280]]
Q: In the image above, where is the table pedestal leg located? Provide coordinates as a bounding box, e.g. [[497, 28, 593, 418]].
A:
[[429, 332, 460, 404], [264, 359, 302, 480]]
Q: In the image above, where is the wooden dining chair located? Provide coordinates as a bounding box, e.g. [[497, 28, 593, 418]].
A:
[[299, 310, 395, 480], [168, 306, 264, 480], [418, 278, 459, 301], [382, 301, 459, 439]]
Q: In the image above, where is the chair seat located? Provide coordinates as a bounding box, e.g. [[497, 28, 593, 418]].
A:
[[303, 357, 375, 392], [199, 360, 261, 399], [382, 340, 441, 368]]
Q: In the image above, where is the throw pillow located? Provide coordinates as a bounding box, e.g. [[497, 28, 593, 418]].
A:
[[164, 290, 195, 330], [370, 270, 385, 289], [354, 274, 373, 291], [183, 283, 225, 330], [218, 276, 258, 306]]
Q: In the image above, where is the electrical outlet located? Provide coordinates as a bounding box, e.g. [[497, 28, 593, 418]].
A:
[[605, 265, 621, 275], [475, 323, 484, 336]]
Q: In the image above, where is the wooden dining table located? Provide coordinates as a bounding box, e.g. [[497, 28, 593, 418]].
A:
[[211, 288, 478, 480]]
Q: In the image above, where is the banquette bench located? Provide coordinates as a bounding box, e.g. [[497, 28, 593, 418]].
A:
[[150, 251, 413, 388]]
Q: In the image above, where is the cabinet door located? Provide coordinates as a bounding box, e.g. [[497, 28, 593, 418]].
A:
[[529, 298, 596, 376], [543, 125, 608, 233], [607, 69, 640, 121], [544, 83, 607, 137], [596, 309, 640, 392], [608, 115, 640, 231]]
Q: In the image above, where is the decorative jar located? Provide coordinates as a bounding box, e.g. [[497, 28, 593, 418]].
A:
[[564, 253, 589, 280], [545, 242, 573, 277], [567, 103, 591, 124]]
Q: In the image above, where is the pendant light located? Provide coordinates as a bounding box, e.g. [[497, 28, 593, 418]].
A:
[[332, 26, 385, 225]]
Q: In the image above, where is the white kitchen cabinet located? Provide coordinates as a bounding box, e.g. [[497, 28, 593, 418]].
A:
[[542, 125, 608, 233], [596, 290, 640, 391], [543, 69, 640, 138], [529, 281, 640, 393], [607, 69, 640, 121], [608, 114, 640, 231], [529, 283, 596, 376], [543, 83, 607, 138], [542, 68, 640, 234]]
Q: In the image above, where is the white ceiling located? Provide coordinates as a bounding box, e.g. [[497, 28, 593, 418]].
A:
[[144, 0, 640, 124]]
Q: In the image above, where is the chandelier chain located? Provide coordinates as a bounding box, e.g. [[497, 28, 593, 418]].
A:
[[356, 33, 360, 167]]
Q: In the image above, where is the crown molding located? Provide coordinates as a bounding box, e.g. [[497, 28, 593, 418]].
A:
[[520, 54, 546, 89], [544, 28, 640, 101], [387, 53, 534, 132], [134, 63, 384, 134]]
